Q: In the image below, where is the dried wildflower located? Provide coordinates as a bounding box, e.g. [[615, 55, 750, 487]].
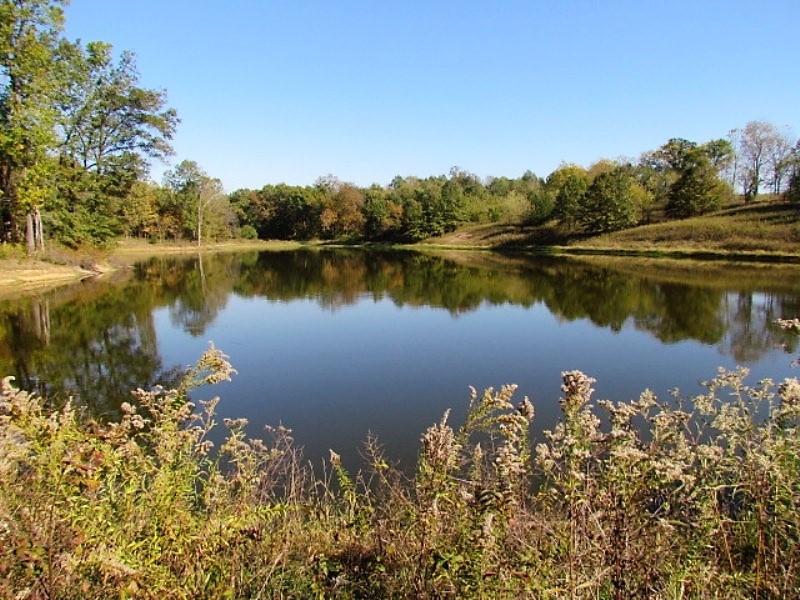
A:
[[560, 370, 596, 413], [248, 438, 268, 453], [778, 377, 800, 406], [495, 442, 526, 479], [194, 440, 214, 456], [421, 409, 460, 472], [223, 417, 249, 429], [480, 512, 496, 547], [693, 392, 716, 416], [610, 445, 648, 463], [517, 397, 534, 422]]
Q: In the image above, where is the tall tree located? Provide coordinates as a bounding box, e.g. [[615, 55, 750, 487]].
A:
[[163, 160, 225, 246], [319, 182, 365, 239], [737, 120, 792, 201], [0, 0, 66, 252], [546, 164, 589, 229], [49, 39, 177, 245], [785, 141, 800, 204], [55, 40, 177, 176]]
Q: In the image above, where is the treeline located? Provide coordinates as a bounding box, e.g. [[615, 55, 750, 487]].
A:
[[2, 3, 799, 251], [231, 124, 800, 243]]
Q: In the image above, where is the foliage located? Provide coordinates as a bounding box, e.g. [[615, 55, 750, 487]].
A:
[[667, 148, 730, 218], [579, 166, 640, 233], [0, 2, 179, 251], [547, 164, 590, 229], [162, 160, 233, 245], [0, 0, 65, 250], [2, 321, 800, 597], [0, 0, 794, 254], [785, 141, 800, 204], [55, 40, 177, 176]]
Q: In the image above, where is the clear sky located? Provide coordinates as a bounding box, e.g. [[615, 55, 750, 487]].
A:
[[63, 1, 799, 192]]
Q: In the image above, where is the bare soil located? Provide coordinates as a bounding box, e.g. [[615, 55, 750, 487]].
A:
[[0, 259, 96, 298]]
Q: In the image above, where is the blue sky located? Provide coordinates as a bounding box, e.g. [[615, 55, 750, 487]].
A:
[[63, 1, 799, 192]]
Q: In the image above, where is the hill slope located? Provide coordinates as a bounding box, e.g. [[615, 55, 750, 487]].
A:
[[428, 202, 800, 260]]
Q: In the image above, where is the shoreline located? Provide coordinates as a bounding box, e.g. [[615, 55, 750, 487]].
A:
[[1, 235, 799, 297], [0, 259, 99, 298]]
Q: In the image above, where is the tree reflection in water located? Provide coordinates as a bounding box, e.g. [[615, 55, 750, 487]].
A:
[[0, 249, 798, 424]]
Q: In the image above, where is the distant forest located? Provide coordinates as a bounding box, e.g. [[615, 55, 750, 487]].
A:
[[1, 2, 798, 251], [226, 124, 800, 244]]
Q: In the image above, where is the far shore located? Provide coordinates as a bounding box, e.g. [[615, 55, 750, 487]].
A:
[[2, 226, 799, 298]]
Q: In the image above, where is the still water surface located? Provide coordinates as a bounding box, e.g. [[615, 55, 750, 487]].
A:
[[2, 249, 799, 469]]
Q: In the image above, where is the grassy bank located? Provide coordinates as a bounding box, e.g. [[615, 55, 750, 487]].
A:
[[2, 326, 799, 598], [428, 201, 800, 261]]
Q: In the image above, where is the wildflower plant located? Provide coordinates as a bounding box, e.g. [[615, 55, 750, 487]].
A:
[[1, 323, 799, 598]]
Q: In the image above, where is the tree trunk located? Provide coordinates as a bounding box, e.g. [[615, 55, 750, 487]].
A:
[[34, 207, 44, 252], [25, 211, 35, 256], [196, 199, 203, 247]]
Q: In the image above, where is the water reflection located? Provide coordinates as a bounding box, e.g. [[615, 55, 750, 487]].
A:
[[225, 250, 798, 361], [0, 249, 798, 464], [0, 278, 183, 417]]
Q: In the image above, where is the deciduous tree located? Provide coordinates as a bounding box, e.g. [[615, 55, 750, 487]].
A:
[[737, 120, 794, 201], [547, 164, 589, 229], [163, 160, 226, 246], [0, 0, 66, 251]]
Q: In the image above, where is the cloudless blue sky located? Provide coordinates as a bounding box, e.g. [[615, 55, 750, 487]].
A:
[[63, 1, 799, 192]]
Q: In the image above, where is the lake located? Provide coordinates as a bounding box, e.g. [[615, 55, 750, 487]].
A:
[[1, 249, 799, 470]]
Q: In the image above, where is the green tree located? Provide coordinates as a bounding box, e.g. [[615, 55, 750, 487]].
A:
[[579, 166, 639, 233], [784, 141, 800, 204], [638, 138, 699, 210], [547, 164, 589, 229], [55, 41, 177, 177], [703, 138, 735, 175], [513, 170, 550, 224], [48, 40, 177, 245], [163, 160, 226, 246], [386, 175, 454, 241], [120, 180, 159, 238], [0, 0, 66, 252], [666, 148, 728, 217], [362, 184, 402, 240]]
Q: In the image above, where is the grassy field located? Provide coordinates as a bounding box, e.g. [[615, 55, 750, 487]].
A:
[[429, 201, 800, 261]]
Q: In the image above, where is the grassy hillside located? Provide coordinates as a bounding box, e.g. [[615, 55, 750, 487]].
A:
[[429, 201, 800, 260]]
